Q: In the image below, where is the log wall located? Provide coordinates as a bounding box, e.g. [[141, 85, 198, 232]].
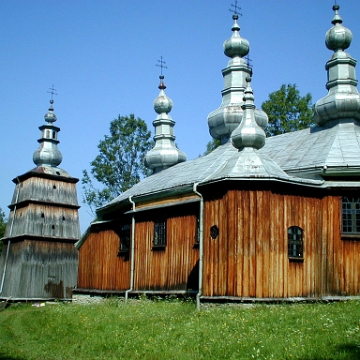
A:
[[77, 229, 130, 291], [133, 210, 199, 291], [202, 189, 360, 298]]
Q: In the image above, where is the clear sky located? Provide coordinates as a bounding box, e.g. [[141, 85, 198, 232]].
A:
[[1, 0, 360, 233]]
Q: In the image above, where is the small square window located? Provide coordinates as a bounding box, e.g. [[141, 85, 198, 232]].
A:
[[153, 218, 166, 248], [288, 226, 303, 259]]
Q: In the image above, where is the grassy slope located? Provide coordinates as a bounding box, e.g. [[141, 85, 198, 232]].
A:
[[0, 299, 360, 360]]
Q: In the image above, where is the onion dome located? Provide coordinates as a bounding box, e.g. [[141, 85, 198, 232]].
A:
[[325, 5, 352, 52], [145, 75, 186, 174], [231, 77, 266, 150], [314, 5, 360, 125], [33, 99, 63, 167], [208, 12, 265, 144], [223, 14, 249, 58]]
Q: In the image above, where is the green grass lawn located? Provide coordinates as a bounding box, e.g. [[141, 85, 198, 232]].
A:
[[0, 298, 359, 360]]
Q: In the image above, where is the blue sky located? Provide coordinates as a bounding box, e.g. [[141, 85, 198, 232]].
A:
[[1, 0, 360, 233]]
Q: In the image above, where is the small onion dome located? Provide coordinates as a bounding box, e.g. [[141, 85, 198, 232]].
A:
[[44, 99, 57, 123], [33, 99, 63, 167], [325, 5, 352, 52], [33, 145, 63, 167], [145, 74, 186, 173], [231, 77, 266, 150], [154, 75, 173, 114], [224, 14, 249, 58]]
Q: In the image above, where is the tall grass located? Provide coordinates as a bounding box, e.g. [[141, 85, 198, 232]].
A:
[[0, 298, 360, 359]]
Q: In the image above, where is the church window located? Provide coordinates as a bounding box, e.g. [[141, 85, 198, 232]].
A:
[[341, 197, 360, 235], [153, 217, 166, 247], [119, 224, 130, 253], [288, 226, 303, 259]]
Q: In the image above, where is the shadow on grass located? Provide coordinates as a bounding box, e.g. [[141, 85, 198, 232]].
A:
[[299, 343, 360, 360], [0, 352, 27, 360]]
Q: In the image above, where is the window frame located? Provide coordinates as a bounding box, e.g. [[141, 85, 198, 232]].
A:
[[341, 197, 360, 238], [118, 223, 131, 254], [288, 226, 304, 260], [153, 216, 167, 249]]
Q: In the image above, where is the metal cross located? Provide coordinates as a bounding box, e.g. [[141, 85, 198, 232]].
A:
[[47, 85, 58, 100], [156, 56, 167, 75], [229, 0, 242, 16], [245, 55, 252, 68]]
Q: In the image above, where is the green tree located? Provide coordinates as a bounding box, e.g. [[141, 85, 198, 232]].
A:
[[203, 138, 221, 156], [0, 208, 7, 255], [262, 84, 314, 137], [82, 114, 152, 212]]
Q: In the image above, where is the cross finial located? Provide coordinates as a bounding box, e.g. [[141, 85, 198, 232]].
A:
[[156, 56, 167, 75], [229, 1, 242, 16], [47, 85, 58, 101]]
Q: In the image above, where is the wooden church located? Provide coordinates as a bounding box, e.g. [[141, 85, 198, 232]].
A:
[[0, 98, 80, 300], [75, 5, 360, 306]]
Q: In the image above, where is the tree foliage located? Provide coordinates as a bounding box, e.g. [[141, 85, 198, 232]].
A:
[[82, 114, 152, 212], [203, 138, 221, 156], [262, 84, 314, 137]]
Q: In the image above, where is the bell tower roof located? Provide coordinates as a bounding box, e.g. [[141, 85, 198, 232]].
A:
[[33, 95, 63, 168]]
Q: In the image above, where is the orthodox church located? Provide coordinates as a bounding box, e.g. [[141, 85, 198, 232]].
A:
[[74, 4, 360, 306], [0, 98, 81, 300]]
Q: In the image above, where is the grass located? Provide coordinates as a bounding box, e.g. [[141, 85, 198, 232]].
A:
[[0, 298, 360, 359]]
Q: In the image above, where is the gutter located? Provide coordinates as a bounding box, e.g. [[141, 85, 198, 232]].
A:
[[0, 178, 20, 295], [125, 195, 136, 303], [193, 183, 204, 311]]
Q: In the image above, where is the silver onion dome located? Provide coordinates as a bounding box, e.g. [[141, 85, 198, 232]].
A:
[[231, 77, 266, 150], [33, 99, 63, 167], [325, 5, 352, 52], [207, 13, 252, 143], [223, 14, 249, 59], [145, 75, 186, 174], [314, 4, 360, 126], [154, 75, 173, 114]]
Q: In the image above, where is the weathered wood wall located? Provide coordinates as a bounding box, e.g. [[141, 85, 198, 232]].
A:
[[11, 178, 79, 207], [6, 204, 80, 239], [77, 204, 200, 292], [202, 189, 360, 298], [77, 229, 130, 291], [134, 209, 199, 291], [0, 240, 78, 299]]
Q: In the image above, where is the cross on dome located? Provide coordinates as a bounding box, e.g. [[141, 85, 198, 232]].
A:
[[229, 0, 242, 17], [47, 85, 58, 102], [156, 56, 167, 76]]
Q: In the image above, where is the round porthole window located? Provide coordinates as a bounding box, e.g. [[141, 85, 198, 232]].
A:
[[210, 225, 219, 239]]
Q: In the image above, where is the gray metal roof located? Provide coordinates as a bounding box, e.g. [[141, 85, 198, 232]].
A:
[[99, 141, 323, 213], [261, 120, 360, 178]]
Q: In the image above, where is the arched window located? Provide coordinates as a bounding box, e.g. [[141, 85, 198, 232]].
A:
[[288, 226, 303, 259], [341, 197, 360, 234]]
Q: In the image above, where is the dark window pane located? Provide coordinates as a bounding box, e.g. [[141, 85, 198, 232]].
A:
[[288, 226, 303, 258], [341, 197, 360, 234], [154, 219, 166, 246]]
